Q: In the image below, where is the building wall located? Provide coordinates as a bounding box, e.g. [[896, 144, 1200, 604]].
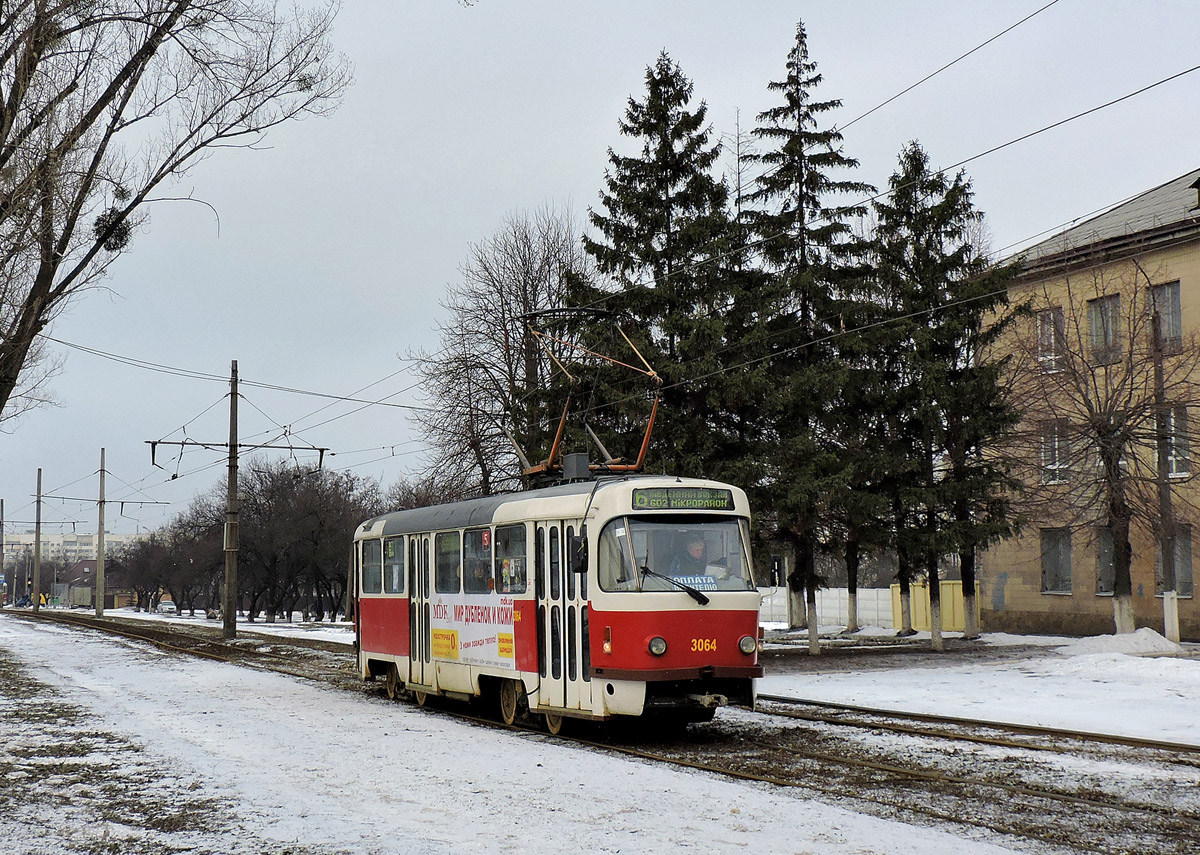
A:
[[983, 234, 1200, 640], [980, 526, 1199, 639]]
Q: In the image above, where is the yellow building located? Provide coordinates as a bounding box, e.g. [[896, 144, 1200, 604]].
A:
[[982, 168, 1200, 640]]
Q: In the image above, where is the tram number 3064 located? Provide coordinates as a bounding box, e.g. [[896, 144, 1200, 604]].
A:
[[690, 637, 718, 653]]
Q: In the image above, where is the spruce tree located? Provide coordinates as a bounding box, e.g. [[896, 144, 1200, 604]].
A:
[[741, 21, 873, 637], [580, 51, 733, 476], [871, 142, 1022, 647]]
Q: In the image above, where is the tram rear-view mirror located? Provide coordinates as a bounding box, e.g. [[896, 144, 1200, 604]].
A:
[[571, 529, 588, 573]]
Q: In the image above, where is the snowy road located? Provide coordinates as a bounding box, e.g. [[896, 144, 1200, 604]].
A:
[[2, 614, 1196, 854]]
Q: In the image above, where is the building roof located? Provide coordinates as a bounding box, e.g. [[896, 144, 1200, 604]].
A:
[[1017, 167, 1200, 277]]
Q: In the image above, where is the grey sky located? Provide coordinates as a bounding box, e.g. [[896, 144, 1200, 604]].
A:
[[3, 0, 1198, 535]]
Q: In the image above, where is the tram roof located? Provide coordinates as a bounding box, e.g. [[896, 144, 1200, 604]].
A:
[[356, 474, 738, 538], [359, 477, 615, 537]]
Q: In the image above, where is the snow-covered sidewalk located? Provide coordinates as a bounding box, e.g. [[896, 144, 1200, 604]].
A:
[[760, 627, 1200, 747]]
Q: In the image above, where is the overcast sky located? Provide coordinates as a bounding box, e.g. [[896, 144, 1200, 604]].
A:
[[3, 0, 1199, 536]]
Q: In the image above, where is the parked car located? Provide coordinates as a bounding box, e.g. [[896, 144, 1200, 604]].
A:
[[157, 600, 177, 615]]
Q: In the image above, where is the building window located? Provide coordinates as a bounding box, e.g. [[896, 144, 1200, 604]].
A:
[[1040, 420, 1069, 484], [1036, 306, 1066, 371], [1095, 526, 1114, 595], [1167, 404, 1190, 476], [1041, 527, 1072, 593], [1088, 294, 1121, 364], [1150, 281, 1182, 355], [1155, 525, 1194, 597]]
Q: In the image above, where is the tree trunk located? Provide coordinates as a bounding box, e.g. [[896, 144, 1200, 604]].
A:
[[806, 580, 820, 656], [928, 554, 943, 652], [1111, 511, 1135, 634], [1113, 594, 1135, 635], [896, 548, 916, 636], [960, 547, 980, 639], [845, 539, 860, 633]]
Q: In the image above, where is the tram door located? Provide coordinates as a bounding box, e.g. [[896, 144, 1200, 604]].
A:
[[536, 520, 589, 712], [408, 535, 431, 688]]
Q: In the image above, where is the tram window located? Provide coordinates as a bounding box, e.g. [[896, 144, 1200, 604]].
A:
[[550, 605, 562, 679], [463, 528, 492, 594], [549, 526, 561, 601], [580, 605, 591, 681], [361, 539, 383, 594], [495, 524, 527, 594], [383, 536, 405, 594], [537, 604, 547, 678], [567, 605, 577, 681], [596, 517, 755, 592], [535, 527, 546, 600], [597, 522, 636, 591], [435, 532, 461, 594], [566, 526, 576, 600]]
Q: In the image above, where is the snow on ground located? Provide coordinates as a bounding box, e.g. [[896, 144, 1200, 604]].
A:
[[114, 606, 357, 646], [0, 616, 1026, 855], [4, 611, 1198, 853], [761, 627, 1200, 747]]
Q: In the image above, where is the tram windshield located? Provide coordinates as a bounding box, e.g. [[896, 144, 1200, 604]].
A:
[[597, 516, 755, 593]]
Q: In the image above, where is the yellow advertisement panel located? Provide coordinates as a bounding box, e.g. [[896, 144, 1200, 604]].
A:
[[431, 628, 459, 660], [497, 632, 514, 659]]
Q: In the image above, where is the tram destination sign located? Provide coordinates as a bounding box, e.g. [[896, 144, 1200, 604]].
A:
[[631, 487, 735, 511]]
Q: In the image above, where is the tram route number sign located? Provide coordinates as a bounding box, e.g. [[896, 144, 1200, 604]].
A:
[[631, 487, 735, 511]]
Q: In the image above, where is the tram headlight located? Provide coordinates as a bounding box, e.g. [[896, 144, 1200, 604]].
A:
[[738, 635, 757, 655], [648, 636, 668, 656]]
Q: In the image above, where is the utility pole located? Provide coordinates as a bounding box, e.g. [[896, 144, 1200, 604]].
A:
[[223, 360, 239, 639], [96, 449, 106, 618], [143, 360, 326, 638], [1151, 304, 1180, 642], [32, 469, 42, 613]]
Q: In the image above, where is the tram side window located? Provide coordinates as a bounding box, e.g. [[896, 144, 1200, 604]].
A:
[[435, 532, 461, 594], [597, 521, 636, 591], [463, 528, 492, 594], [361, 539, 383, 594], [495, 523, 527, 593], [383, 536, 405, 594]]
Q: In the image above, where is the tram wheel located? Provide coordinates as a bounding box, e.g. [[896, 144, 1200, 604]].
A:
[[543, 712, 564, 735], [414, 690, 429, 707], [385, 665, 402, 701], [498, 680, 520, 725]]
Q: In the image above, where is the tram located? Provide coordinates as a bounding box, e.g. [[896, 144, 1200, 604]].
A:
[[351, 473, 763, 731]]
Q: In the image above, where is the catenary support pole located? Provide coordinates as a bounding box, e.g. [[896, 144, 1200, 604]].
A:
[[1152, 306, 1180, 642], [223, 361, 239, 640], [32, 469, 42, 613], [96, 449, 106, 618]]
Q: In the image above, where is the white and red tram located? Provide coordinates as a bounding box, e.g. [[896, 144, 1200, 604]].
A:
[[352, 474, 763, 731]]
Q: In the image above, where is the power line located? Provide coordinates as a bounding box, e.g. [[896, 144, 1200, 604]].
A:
[[42, 335, 435, 411], [835, 0, 1064, 136]]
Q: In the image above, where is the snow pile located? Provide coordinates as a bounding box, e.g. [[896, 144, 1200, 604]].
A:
[[1056, 627, 1183, 657]]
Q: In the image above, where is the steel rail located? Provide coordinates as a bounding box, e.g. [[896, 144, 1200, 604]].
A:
[[758, 692, 1200, 755]]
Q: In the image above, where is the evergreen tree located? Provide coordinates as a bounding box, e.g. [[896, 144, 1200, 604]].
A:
[[579, 51, 734, 477], [871, 142, 1022, 647], [741, 21, 873, 638]]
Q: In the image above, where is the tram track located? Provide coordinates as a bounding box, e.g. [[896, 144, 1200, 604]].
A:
[[758, 693, 1200, 757], [9, 609, 1199, 855]]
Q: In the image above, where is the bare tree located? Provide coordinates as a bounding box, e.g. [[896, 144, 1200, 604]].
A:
[[1009, 256, 1200, 633], [0, 1, 351, 424], [410, 206, 592, 495]]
